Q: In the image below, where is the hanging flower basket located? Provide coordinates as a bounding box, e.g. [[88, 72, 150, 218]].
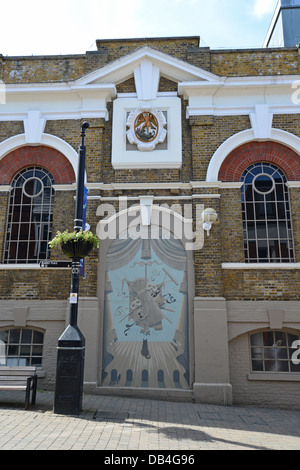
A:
[[49, 230, 99, 259], [61, 238, 94, 258]]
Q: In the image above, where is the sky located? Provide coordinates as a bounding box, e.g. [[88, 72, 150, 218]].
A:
[[0, 0, 279, 56]]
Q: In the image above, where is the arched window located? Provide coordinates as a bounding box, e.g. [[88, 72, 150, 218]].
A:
[[3, 167, 55, 264], [250, 330, 300, 373], [0, 328, 44, 367], [241, 163, 295, 263]]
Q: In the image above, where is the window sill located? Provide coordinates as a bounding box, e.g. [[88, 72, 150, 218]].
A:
[[223, 263, 300, 270], [248, 373, 300, 382]]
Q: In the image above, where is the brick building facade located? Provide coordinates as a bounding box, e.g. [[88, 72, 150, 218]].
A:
[[0, 36, 300, 408]]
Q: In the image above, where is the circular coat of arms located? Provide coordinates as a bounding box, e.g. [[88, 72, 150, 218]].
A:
[[126, 107, 167, 151]]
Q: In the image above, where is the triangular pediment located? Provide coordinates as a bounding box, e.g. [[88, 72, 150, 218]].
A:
[[75, 46, 221, 88]]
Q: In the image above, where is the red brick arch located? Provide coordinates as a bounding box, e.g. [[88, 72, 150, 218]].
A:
[[0, 145, 76, 185], [218, 141, 300, 182]]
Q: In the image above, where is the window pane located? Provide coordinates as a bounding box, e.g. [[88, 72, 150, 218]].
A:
[[276, 348, 288, 360], [8, 345, 19, 356], [262, 332, 273, 346], [9, 329, 20, 343], [251, 347, 263, 359], [275, 331, 286, 346], [265, 360, 276, 371], [33, 331, 44, 344], [20, 345, 31, 356], [0, 331, 9, 342], [277, 361, 289, 372], [32, 346, 43, 356], [250, 333, 262, 347], [288, 334, 299, 346], [264, 348, 275, 359], [21, 330, 32, 343], [291, 361, 300, 373], [252, 360, 264, 371]]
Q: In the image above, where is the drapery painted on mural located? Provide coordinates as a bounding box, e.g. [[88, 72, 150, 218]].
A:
[[102, 234, 189, 389]]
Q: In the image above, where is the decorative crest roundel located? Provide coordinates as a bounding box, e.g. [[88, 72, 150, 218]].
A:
[[126, 107, 167, 151]]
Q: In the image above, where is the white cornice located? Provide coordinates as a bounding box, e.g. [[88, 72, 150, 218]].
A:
[[4, 82, 116, 97], [186, 104, 300, 118], [180, 74, 300, 118], [0, 82, 116, 123], [84, 181, 241, 191], [179, 75, 300, 92]]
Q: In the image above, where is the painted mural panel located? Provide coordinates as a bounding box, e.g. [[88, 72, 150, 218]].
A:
[[102, 235, 189, 389]]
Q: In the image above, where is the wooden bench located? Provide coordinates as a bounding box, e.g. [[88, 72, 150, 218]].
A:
[[0, 366, 37, 409]]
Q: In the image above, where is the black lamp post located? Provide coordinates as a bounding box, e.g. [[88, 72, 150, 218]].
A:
[[54, 122, 90, 415]]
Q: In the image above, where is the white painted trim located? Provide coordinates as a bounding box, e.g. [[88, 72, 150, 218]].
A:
[[206, 128, 300, 182], [0, 84, 115, 123], [52, 184, 77, 191], [134, 61, 160, 100], [111, 96, 182, 170], [248, 373, 300, 382], [90, 194, 220, 201], [23, 110, 46, 144], [286, 181, 300, 188], [219, 182, 244, 189], [0, 133, 83, 182], [85, 181, 240, 191], [186, 104, 300, 118], [3, 82, 116, 98], [222, 263, 300, 269], [0, 186, 12, 192], [181, 74, 300, 119], [250, 105, 273, 140]]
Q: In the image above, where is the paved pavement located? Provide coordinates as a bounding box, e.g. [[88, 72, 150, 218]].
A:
[[0, 390, 300, 451]]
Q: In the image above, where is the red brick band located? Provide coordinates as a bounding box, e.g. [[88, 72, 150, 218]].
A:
[[218, 141, 300, 182], [0, 145, 75, 185]]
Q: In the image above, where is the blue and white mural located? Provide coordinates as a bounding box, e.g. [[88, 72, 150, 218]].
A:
[[102, 235, 190, 389]]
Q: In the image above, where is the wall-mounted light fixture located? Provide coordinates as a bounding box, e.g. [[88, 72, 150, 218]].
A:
[[201, 208, 218, 236]]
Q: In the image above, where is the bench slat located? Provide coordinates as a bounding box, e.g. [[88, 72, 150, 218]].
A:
[[0, 382, 27, 390], [0, 372, 36, 377], [0, 379, 31, 384], [0, 386, 28, 390], [0, 375, 31, 379], [0, 366, 36, 372]]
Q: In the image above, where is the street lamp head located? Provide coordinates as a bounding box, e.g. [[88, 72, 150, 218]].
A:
[[81, 122, 90, 132], [80, 122, 90, 147], [201, 208, 218, 236]]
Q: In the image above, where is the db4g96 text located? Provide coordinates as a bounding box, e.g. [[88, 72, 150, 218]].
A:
[[148, 455, 195, 465]]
